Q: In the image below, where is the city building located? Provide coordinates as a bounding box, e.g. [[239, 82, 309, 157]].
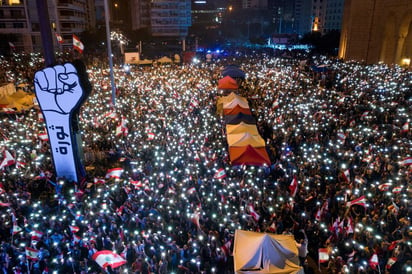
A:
[[339, 0, 412, 65], [131, 0, 191, 38], [0, 0, 95, 52]]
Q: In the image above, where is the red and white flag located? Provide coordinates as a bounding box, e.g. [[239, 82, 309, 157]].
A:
[[31, 230, 44, 241], [386, 257, 397, 270], [247, 204, 260, 221], [92, 250, 127, 269], [377, 183, 391, 191], [69, 225, 80, 234], [105, 168, 124, 179], [318, 248, 329, 263], [400, 156, 412, 166], [94, 178, 106, 184], [369, 253, 379, 270], [115, 116, 128, 137], [289, 176, 298, 197], [12, 222, 22, 235], [0, 150, 15, 169], [38, 132, 49, 141], [392, 186, 403, 194], [147, 132, 155, 140], [221, 239, 232, 257], [191, 211, 201, 228], [25, 247, 39, 260], [401, 122, 409, 133], [73, 34, 84, 53], [55, 33, 64, 44], [0, 202, 11, 207], [342, 169, 350, 183], [214, 168, 227, 179], [187, 187, 196, 195], [346, 195, 367, 208]]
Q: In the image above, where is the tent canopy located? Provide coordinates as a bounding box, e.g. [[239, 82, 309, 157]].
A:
[[222, 65, 246, 79], [218, 76, 239, 90], [223, 97, 250, 109], [225, 113, 256, 125], [229, 145, 270, 166], [219, 92, 248, 104], [226, 123, 259, 135], [227, 132, 265, 147], [223, 105, 252, 116], [233, 230, 303, 274]]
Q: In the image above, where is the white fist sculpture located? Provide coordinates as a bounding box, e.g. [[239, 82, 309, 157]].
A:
[[34, 62, 90, 182]]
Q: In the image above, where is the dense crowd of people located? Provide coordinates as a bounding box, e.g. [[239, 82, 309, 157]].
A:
[[0, 50, 411, 273]]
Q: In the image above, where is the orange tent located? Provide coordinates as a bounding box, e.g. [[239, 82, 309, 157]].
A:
[[217, 92, 247, 115], [218, 76, 239, 90], [227, 132, 265, 147], [229, 145, 270, 166], [226, 122, 259, 135], [223, 105, 251, 115]]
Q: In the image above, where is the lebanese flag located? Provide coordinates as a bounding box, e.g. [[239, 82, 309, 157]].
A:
[[194, 151, 201, 161], [0, 150, 16, 169], [55, 33, 64, 44], [38, 132, 49, 141], [392, 186, 403, 193], [247, 204, 260, 221], [346, 195, 367, 208], [378, 183, 391, 191], [272, 99, 279, 110], [147, 132, 155, 140], [69, 225, 80, 233], [401, 122, 409, 133], [94, 178, 106, 184], [289, 176, 298, 197], [105, 168, 124, 179], [386, 257, 397, 269], [187, 187, 196, 195], [115, 116, 128, 137], [318, 248, 329, 263], [31, 230, 44, 241], [12, 222, 22, 235], [129, 180, 143, 188], [25, 247, 39, 260], [388, 240, 399, 251], [191, 211, 201, 228], [221, 239, 232, 257], [361, 111, 369, 119], [214, 168, 226, 179], [369, 253, 379, 270], [73, 234, 81, 243], [342, 169, 350, 183], [73, 34, 84, 53], [104, 111, 117, 119], [337, 132, 346, 141], [400, 156, 412, 166], [92, 250, 127, 269]]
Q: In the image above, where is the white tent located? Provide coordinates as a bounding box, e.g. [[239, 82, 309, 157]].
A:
[[233, 230, 304, 274]]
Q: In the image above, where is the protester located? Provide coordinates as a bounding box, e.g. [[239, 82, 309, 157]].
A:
[[0, 50, 411, 273]]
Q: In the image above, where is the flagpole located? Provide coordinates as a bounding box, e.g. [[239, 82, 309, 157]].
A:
[[104, 0, 117, 106], [35, 0, 56, 66]]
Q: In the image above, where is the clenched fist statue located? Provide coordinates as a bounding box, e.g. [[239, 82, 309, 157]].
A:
[[34, 61, 90, 182]]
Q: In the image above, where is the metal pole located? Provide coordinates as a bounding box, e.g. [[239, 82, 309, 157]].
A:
[[104, 0, 117, 105], [36, 0, 56, 66]]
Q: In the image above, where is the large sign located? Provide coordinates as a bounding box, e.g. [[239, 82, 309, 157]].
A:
[[34, 61, 91, 182], [124, 52, 140, 64]]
